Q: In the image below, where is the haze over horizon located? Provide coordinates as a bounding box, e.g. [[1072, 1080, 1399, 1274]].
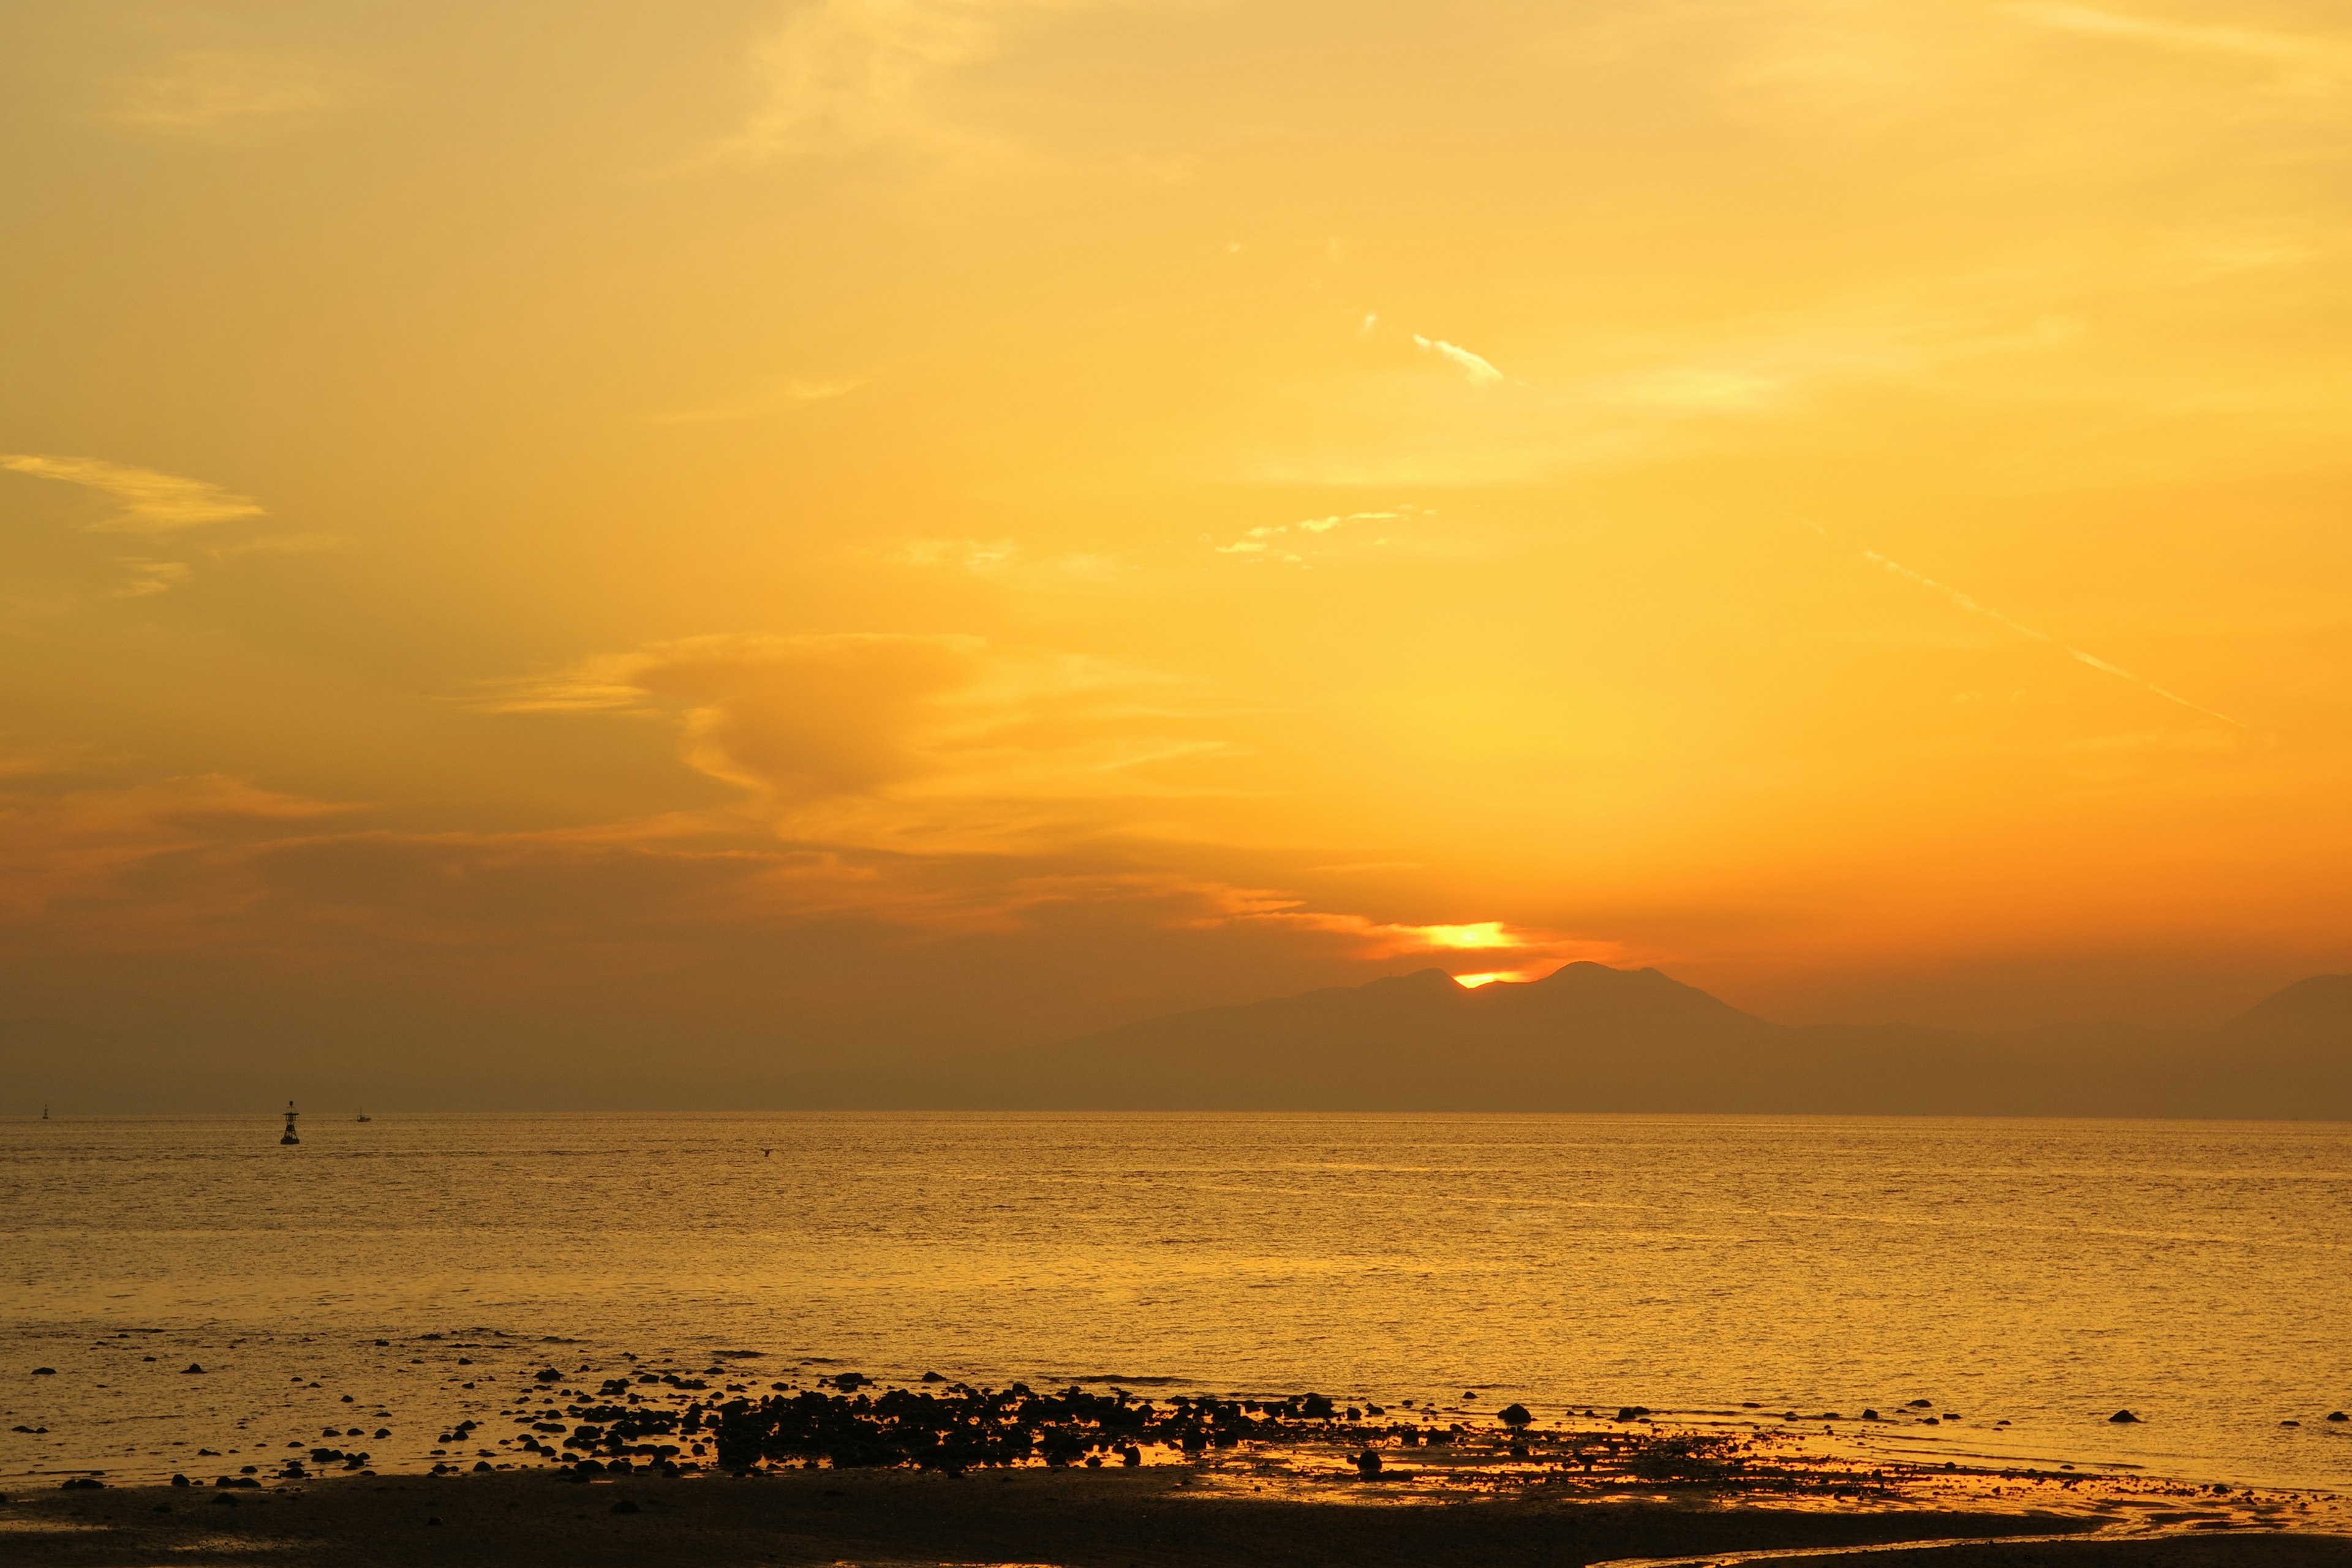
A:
[[7, 1, 2352, 1102]]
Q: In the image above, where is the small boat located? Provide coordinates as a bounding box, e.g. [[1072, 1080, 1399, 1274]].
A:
[[355, 1110, 371, 1123]]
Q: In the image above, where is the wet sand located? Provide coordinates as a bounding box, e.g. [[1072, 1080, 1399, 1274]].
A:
[[7, 1459, 2351, 1568]]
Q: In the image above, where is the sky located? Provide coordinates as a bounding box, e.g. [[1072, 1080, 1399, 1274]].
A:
[[4, 0, 2351, 1101]]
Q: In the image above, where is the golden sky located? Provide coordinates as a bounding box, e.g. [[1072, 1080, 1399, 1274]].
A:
[[5, 0, 2350, 1078]]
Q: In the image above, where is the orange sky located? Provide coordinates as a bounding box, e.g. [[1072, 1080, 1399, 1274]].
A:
[[4, 0, 2350, 1084]]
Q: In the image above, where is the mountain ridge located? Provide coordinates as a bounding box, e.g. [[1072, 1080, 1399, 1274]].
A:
[[989, 962, 2352, 1117]]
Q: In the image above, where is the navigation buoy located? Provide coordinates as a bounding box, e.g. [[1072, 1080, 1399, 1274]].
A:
[[281, 1101, 300, 1146]]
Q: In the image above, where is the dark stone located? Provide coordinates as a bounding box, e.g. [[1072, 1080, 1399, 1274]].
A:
[[1353, 1449, 1382, 1476], [832, 1373, 870, 1390], [919, 1371, 946, 1383], [2109, 1409, 2141, 1423], [1498, 1404, 1532, 1427], [2329, 1412, 2348, 1422], [534, 1367, 563, 1382], [31, 1367, 56, 1375], [473, 1461, 494, 1471], [183, 1364, 205, 1374], [1861, 1409, 1881, 1420], [59, 1477, 105, 1490], [171, 1474, 189, 1487]]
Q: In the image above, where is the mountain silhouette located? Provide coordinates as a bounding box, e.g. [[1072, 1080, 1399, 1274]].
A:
[[992, 962, 2352, 1117]]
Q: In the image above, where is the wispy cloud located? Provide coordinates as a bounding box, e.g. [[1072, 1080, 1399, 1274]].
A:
[[206, 532, 343, 563], [111, 560, 195, 598], [481, 631, 1228, 853], [1809, 523, 2246, 728], [114, 51, 339, 136], [1412, 333, 1509, 385], [1184, 884, 1623, 978], [1207, 508, 1415, 565], [888, 537, 1128, 586], [2008, 4, 2352, 74], [710, 0, 1087, 163], [648, 377, 870, 425], [1, 454, 263, 534]]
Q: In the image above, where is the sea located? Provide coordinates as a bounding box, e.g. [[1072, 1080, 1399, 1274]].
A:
[[3, 1112, 2348, 1492]]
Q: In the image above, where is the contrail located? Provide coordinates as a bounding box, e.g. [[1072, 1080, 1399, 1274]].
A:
[[1806, 522, 2245, 729]]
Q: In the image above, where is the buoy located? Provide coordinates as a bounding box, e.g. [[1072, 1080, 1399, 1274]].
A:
[[281, 1101, 300, 1146]]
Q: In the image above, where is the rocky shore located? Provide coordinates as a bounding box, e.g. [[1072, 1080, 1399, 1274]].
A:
[[7, 1457, 2352, 1568], [9, 1370, 2352, 1566]]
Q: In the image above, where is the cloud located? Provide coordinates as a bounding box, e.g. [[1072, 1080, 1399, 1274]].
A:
[[2008, 4, 2352, 74], [111, 559, 195, 598], [888, 537, 1129, 586], [0, 773, 351, 927], [484, 632, 1227, 853], [1, 454, 264, 534], [114, 51, 339, 135], [1412, 334, 1509, 385], [713, 0, 1033, 162], [1807, 523, 2247, 729], [891, 537, 1022, 571], [206, 532, 344, 563], [1206, 508, 1414, 565], [1169, 883, 1624, 975], [648, 377, 870, 425]]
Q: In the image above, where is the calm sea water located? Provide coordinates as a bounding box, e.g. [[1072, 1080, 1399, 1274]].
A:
[[2, 1113, 2348, 1491]]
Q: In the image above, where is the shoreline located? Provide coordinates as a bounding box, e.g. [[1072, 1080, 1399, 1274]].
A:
[[7, 1460, 2351, 1568]]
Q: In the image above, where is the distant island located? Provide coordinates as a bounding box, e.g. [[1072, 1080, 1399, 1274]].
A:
[[7, 963, 2348, 1117], [986, 963, 2352, 1118]]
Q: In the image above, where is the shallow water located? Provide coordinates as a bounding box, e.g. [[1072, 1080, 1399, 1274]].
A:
[[2, 1112, 2348, 1490]]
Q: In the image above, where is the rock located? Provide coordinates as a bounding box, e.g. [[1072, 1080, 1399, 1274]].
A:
[[1905, 1398, 1932, 1408], [2328, 1412, 2348, 1423], [473, 1460, 494, 1471], [2280, 1420, 2301, 1428], [534, 1367, 563, 1382], [920, 1370, 946, 1382], [832, 1372, 869, 1390], [1353, 1449, 1382, 1476], [1498, 1403, 1533, 1427], [31, 1366, 56, 1376], [1615, 1406, 1649, 1422], [2109, 1409, 2141, 1423], [1120, 1446, 1141, 1466], [182, 1364, 205, 1374], [1461, 1390, 1477, 1401], [611, 1500, 639, 1514], [426, 1517, 444, 1528], [171, 1475, 189, 1487], [59, 1477, 105, 1490]]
